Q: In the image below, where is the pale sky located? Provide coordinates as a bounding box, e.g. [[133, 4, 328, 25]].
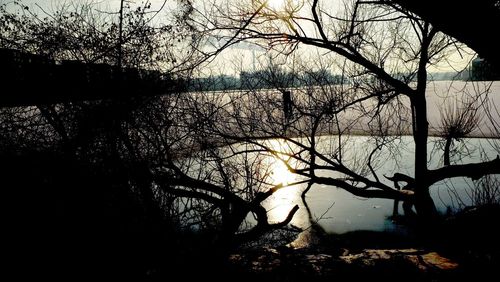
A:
[[3, 0, 475, 75], [1, 0, 169, 10]]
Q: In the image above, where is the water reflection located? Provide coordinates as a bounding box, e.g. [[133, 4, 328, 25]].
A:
[[261, 139, 304, 224], [270, 160, 295, 186], [260, 136, 499, 235], [261, 138, 402, 233], [265, 148, 299, 223], [266, 186, 300, 223]]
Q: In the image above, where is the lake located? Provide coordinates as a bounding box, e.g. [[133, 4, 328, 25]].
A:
[[182, 81, 500, 236], [261, 136, 499, 235]]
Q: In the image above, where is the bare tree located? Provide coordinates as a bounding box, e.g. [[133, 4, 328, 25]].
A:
[[0, 1, 199, 70], [0, 1, 313, 250], [439, 95, 482, 166], [124, 56, 310, 243], [188, 0, 500, 222]]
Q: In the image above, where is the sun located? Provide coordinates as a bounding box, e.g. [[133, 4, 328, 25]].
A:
[[267, 0, 286, 10]]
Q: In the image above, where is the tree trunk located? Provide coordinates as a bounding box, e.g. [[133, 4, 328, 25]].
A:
[[412, 24, 439, 221], [220, 203, 248, 247], [413, 186, 437, 220], [412, 89, 438, 220], [118, 0, 124, 68], [444, 137, 452, 166], [393, 199, 399, 216]]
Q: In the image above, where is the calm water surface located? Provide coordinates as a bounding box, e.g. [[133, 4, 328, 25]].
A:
[[262, 136, 499, 234]]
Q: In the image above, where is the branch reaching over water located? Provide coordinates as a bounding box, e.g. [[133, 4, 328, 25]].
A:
[[312, 176, 411, 200], [428, 156, 500, 184], [235, 205, 299, 243]]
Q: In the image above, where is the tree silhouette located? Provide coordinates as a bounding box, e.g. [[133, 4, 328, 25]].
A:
[[191, 0, 500, 222], [0, 1, 307, 259]]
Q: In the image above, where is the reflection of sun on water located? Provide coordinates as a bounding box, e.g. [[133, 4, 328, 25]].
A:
[[267, 156, 298, 223], [271, 160, 295, 186], [261, 139, 304, 224], [268, 187, 298, 223], [266, 139, 296, 186]]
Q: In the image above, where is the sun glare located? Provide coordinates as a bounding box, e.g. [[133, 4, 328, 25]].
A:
[[262, 139, 300, 223], [267, 186, 297, 223], [266, 139, 296, 186], [271, 160, 295, 185], [267, 0, 286, 10]]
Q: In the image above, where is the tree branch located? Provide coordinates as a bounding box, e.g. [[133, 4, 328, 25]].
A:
[[312, 176, 410, 200], [285, 34, 416, 96], [427, 156, 500, 184], [235, 204, 299, 242]]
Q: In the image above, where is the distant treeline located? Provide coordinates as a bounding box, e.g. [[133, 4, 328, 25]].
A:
[[187, 69, 347, 92], [188, 62, 499, 92], [430, 58, 500, 82]]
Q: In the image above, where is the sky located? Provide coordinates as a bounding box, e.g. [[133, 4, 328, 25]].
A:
[[3, 0, 476, 75], [1, 0, 169, 11]]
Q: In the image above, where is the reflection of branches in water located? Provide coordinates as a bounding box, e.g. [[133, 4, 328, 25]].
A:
[[313, 201, 336, 223], [472, 175, 500, 205], [284, 181, 339, 249], [440, 180, 467, 211], [439, 173, 500, 213], [299, 182, 332, 239]]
